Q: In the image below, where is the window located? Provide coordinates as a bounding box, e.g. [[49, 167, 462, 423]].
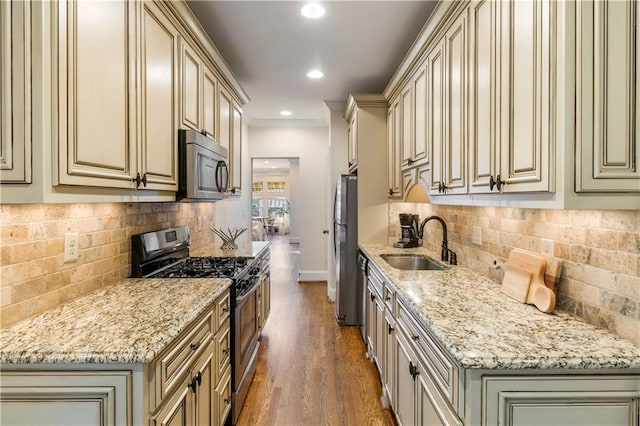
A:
[[251, 198, 264, 217], [252, 182, 263, 193], [267, 181, 286, 192]]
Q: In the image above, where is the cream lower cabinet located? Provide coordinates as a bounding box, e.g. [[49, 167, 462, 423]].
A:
[[55, 0, 178, 191], [0, 290, 232, 426], [575, 0, 640, 193], [0, 0, 31, 184]]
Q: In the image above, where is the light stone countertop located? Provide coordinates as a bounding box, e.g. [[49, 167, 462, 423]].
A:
[[0, 277, 231, 364], [190, 240, 271, 259], [360, 244, 640, 370]]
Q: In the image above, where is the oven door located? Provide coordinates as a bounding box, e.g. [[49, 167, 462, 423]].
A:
[[234, 277, 260, 387]]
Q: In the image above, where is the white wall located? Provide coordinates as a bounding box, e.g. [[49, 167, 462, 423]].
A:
[[289, 159, 300, 242], [326, 103, 349, 300], [215, 122, 252, 243], [249, 126, 329, 281]]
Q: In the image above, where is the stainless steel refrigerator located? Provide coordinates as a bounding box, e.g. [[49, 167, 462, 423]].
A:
[[333, 174, 360, 325]]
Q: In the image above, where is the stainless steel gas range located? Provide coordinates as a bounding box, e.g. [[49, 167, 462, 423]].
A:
[[131, 226, 262, 425]]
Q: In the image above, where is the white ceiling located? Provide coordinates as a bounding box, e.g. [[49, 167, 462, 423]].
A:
[[186, 1, 437, 126], [252, 158, 291, 172]]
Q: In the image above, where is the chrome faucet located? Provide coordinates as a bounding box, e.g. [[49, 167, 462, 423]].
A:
[[419, 215, 449, 262]]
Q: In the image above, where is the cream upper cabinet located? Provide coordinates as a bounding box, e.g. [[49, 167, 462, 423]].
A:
[[180, 41, 202, 132], [348, 114, 357, 171], [400, 84, 413, 168], [429, 11, 468, 198], [230, 104, 242, 195], [55, 0, 137, 189], [498, 0, 552, 193], [468, 0, 498, 194], [203, 65, 217, 140], [139, 1, 179, 191], [0, 0, 31, 184], [180, 40, 218, 141], [387, 100, 402, 198], [218, 86, 232, 153], [576, 0, 640, 193], [468, 0, 552, 194], [412, 66, 428, 168]]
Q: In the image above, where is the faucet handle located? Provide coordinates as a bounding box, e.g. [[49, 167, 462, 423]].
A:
[[448, 249, 457, 265]]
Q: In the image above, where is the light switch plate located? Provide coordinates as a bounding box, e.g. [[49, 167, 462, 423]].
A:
[[541, 238, 554, 257], [472, 226, 482, 246], [64, 232, 79, 263]]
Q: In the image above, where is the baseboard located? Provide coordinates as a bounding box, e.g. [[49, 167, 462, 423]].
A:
[[298, 270, 327, 282], [327, 288, 336, 301], [289, 236, 300, 244]]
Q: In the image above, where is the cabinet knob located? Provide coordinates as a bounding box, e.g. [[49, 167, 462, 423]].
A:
[[495, 174, 505, 191], [133, 172, 148, 188], [223, 347, 230, 355], [409, 361, 420, 379], [385, 296, 391, 301], [411, 334, 419, 341], [407, 158, 414, 166], [190, 341, 202, 351], [370, 293, 375, 302], [195, 372, 202, 386], [188, 378, 198, 393], [389, 188, 394, 196], [222, 306, 229, 313], [224, 397, 231, 405], [388, 323, 394, 334]]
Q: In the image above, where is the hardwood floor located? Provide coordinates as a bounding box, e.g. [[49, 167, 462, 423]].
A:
[[237, 235, 396, 426]]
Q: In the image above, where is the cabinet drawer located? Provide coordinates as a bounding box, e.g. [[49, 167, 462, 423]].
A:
[[397, 297, 459, 407], [368, 263, 384, 296], [152, 308, 213, 409], [215, 290, 231, 329], [214, 318, 231, 383]]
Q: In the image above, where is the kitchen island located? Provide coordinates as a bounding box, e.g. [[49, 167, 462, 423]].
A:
[[359, 243, 640, 425], [0, 277, 232, 425]]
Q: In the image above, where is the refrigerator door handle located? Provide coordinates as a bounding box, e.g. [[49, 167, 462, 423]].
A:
[[333, 187, 338, 255]]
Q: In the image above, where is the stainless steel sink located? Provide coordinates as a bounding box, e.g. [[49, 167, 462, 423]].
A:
[[380, 254, 445, 271]]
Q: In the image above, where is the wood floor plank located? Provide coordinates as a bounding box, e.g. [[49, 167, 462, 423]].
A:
[[236, 236, 396, 426]]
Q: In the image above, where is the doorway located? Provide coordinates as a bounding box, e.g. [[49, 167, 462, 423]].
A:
[[251, 158, 300, 244]]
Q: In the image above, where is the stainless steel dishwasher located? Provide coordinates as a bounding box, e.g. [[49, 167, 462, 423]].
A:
[[357, 252, 368, 342]]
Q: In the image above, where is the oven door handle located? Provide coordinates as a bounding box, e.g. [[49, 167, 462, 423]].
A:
[[235, 277, 260, 306]]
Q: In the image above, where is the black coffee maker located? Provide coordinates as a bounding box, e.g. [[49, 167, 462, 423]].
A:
[[393, 213, 420, 248]]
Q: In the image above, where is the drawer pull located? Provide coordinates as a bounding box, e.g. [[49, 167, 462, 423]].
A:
[[222, 347, 230, 355], [195, 372, 202, 386], [411, 334, 419, 341], [224, 397, 231, 405], [385, 296, 391, 301], [190, 341, 202, 351], [388, 324, 394, 334], [370, 293, 375, 302], [409, 362, 420, 379], [221, 306, 229, 313]]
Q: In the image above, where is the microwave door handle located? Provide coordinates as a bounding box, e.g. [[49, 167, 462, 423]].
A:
[[220, 162, 229, 192]]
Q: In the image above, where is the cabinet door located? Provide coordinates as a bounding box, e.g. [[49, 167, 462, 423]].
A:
[[150, 376, 193, 426], [202, 65, 217, 139], [262, 271, 271, 325], [443, 12, 468, 195], [400, 84, 413, 168], [0, 371, 131, 426], [499, 0, 552, 192], [0, 0, 31, 183], [468, 0, 498, 194], [218, 86, 232, 152], [387, 100, 402, 198], [140, 1, 178, 191], [214, 367, 232, 426], [230, 104, 242, 194], [427, 41, 446, 195], [366, 284, 377, 360], [56, 0, 136, 188], [180, 41, 201, 132], [348, 114, 358, 170], [375, 295, 385, 375], [576, 0, 640, 192], [394, 329, 417, 426], [214, 319, 231, 385], [383, 311, 395, 406], [193, 345, 214, 426], [413, 65, 429, 167]]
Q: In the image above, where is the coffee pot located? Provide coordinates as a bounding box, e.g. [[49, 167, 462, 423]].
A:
[[393, 213, 420, 248]]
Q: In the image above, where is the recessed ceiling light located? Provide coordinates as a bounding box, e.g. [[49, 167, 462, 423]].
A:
[[306, 70, 324, 79], [271, 166, 276, 169], [280, 110, 292, 116], [301, 3, 325, 19], [264, 160, 270, 164]]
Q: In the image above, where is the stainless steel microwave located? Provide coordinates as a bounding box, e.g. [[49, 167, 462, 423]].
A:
[[177, 129, 229, 202]]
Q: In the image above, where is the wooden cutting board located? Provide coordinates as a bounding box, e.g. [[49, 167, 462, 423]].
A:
[[501, 248, 547, 305]]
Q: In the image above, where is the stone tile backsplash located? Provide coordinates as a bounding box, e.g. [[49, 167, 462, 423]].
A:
[[0, 203, 217, 327], [389, 203, 640, 345]]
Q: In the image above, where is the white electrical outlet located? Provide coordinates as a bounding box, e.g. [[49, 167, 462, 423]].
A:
[[472, 226, 482, 246], [197, 217, 203, 232], [64, 232, 79, 263], [541, 238, 554, 257]]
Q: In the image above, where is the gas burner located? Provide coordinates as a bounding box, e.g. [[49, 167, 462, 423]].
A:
[[152, 256, 250, 279]]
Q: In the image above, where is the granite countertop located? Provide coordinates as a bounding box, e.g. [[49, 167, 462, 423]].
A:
[[0, 277, 231, 365], [190, 240, 271, 259], [360, 244, 640, 370]]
